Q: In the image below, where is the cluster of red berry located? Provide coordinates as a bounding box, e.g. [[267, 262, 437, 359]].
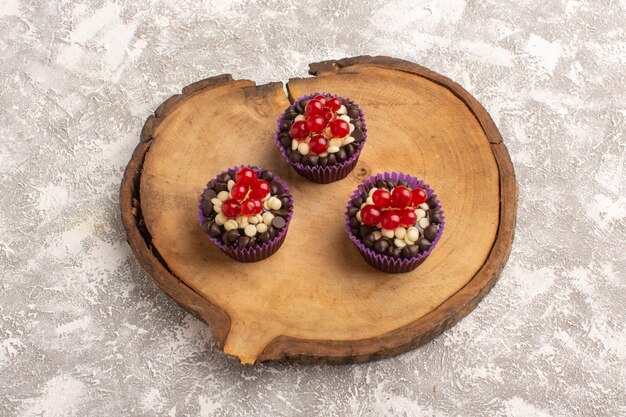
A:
[[360, 186, 428, 229], [290, 95, 352, 155], [221, 168, 270, 218]]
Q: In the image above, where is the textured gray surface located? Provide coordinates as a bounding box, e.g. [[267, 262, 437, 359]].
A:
[[1, 0, 625, 416]]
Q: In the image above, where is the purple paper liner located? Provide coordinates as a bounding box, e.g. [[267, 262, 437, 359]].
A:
[[197, 165, 294, 263], [274, 92, 368, 184], [345, 172, 445, 274]]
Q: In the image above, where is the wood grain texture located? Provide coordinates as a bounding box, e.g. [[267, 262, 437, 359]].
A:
[[120, 56, 517, 364]]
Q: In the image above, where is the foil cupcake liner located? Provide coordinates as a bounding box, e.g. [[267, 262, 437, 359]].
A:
[[198, 165, 294, 262], [275, 92, 368, 184], [345, 172, 445, 273]]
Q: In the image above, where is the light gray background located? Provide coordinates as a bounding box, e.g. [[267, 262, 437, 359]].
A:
[[1, 0, 624, 416]]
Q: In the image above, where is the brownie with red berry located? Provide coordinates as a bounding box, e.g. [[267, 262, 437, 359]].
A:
[[345, 173, 444, 273], [275, 93, 367, 183], [198, 166, 293, 262]]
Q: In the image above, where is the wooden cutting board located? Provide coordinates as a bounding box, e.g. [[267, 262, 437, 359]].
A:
[[120, 56, 517, 364]]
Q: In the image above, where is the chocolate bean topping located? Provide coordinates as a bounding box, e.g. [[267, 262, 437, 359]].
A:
[[228, 169, 237, 178], [260, 170, 274, 182], [288, 149, 302, 163], [247, 237, 256, 248], [214, 182, 228, 193], [271, 216, 286, 229], [202, 189, 217, 201], [360, 192, 368, 200], [351, 227, 359, 236], [296, 99, 308, 113], [364, 234, 376, 248], [268, 226, 277, 239], [336, 148, 347, 162], [427, 196, 438, 208], [221, 231, 230, 245], [270, 181, 282, 195], [351, 128, 363, 142], [424, 225, 438, 241], [344, 144, 355, 158], [374, 239, 390, 254], [349, 217, 359, 229], [347, 207, 359, 218], [259, 232, 270, 243], [280, 135, 291, 148], [386, 180, 395, 189], [237, 236, 250, 249], [359, 224, 375, 236], [280, 120, 291, 131], [284, 108, 298, 120], [430, 210, 443, 224], [227, 229, 240, 243], [375, 179, 387, 189], [352, 120, 363, 129], [398, 180, 408, 186], [271, 208, 290, 217], [401, 247, 411, 258], [418, 238, 432, 252], [327, 154, 337, 165], [319, 156, 328, 167], [200, 200, 213, 215], [280, 197, 290, 208], [218, 173, 231, 182], [207, 223, 221, 237], [307, 155, 319, 165], [407, 244, 420, 257], [391, 247, 402, 257], [352, 197, 363, 208], [348, 108, 360, 119]]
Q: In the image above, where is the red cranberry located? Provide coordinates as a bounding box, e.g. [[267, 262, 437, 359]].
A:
[[313, 95, 327, 106], [320, 107, 333, 123], [381, 211, 401, 230], [305, 99, 324, 116], [309, 135, 328, 154], [391, 186, 412, 208], [221, 198, 240, 218], [360, 205, 381, 226], [372, 189, 391, 208], [235, 168, 258, 186], [231, 183, 248, 200], [400, 209, 417, 227], [326, 97, 342, 111], [329, 119, 350, 138], [240, 199, 260, 216], [251, 198, 263, 214], [290, 120, 309, 140], [306, 115, 326, 133], [249, 179, 270, 199], [412, 188, 427, 206]]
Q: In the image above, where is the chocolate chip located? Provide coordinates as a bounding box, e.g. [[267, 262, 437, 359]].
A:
[[424, 225, 438, 241], [375, 179, 387, 189], [206, 222, 220, 238], [201, 200, 213, 215], [271, 208, 290, 218], [364, 234, 376, 248], [280, 135, 291, 148], [327, 154, 337, 165], [280, 197, 290, 208], [430, 210, 443, 224], [352, 120, 363, 129], [391, 247, 402, 257], [351, 128, 363, 142], [349, 217, 359, 229], [352, 197, 363, 208], [284, 108, 298, 120], [386, 246, 395, 256], [218, 173, 231, 182], [261, 170, 274, 182], [307, 155, 319, 165], [259, 232, 270, 243], [206, 181, 217, 190], [228, 169, 237, 178], [398, 180, 408, 186], [237, 236, 250, 249], [202, 189, 217, 201], [221, 231, 230, 244], [288, 149, 302, 163], [351, 227, 359, 236], [296, 99, 308, 113], [345, 144, 355, 158], [347, 207, 359, 218], [348, 108, 360, 119], [270, 181, 282, 195], [247, 237, 256, 247], [319, 156, 328, 167], [386, 180, 395, 189], [280, 120, 291, 131], [272, 216, 286, 229], [401, 247, 411, 258], [336, 148, 347, 162], [227, 229, 240, 243], [418, 238, 431, 252], [268, 226, 277, 239], [427, 196, 437, 208], [374, 239, 390, 254], [359, 224, 375, 237], [360, 192, 368, 200], [214, 182, 228, 193], [407, 244, 420, 257]]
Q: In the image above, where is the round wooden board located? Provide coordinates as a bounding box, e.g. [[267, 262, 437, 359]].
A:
[[120, 56, 517, 364]]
